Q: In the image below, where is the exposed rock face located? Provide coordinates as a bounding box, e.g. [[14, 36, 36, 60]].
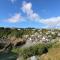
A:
[[0, 37, 11, 52], [0, 36, 26, 52], [30, 56, 38, 60], [9, 36, 26, 46], [27, 56, 38, 60]]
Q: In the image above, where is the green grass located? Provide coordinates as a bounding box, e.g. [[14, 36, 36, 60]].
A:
[[12, 44, 48, 59]]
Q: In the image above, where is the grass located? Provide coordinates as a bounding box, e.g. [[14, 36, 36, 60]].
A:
[[40, 48, 60, 60], [12, 43, 48, 59], [40, 42, 60, 60]]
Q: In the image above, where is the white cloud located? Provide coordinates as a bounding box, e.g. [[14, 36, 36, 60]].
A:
[[21, 1, 40, 21], [21, 1, 60, 28], [22, 1, 32, 13], [3, 1, 60, 28], [7, 13, 22, 23], [40, 17, 60, 27]]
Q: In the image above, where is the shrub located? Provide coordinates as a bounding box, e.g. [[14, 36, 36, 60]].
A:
[[12, 44, 48, 59]]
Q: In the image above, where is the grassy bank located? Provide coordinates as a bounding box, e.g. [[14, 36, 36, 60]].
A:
[[40, 42, 60, 60]]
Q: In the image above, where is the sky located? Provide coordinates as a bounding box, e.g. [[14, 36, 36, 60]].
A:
[[0, 0, 60, 28]]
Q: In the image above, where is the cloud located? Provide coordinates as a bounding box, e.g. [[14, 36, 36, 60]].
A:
[[21, 1, 60, 28], [21, 1, 40, 21], [7, 13, 22, 23], [40, 17, 60, 27], [3, 1, 60, 28]]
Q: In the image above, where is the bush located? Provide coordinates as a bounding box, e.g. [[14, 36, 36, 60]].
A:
[[12, 44, 48, 59]]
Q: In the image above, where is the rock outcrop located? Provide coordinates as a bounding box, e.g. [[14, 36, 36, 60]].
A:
[[0, 36, 26, 52]]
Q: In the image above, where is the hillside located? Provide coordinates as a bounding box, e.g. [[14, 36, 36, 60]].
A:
[[0, 27, 60, 60], [40, 42, 60, 60]]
